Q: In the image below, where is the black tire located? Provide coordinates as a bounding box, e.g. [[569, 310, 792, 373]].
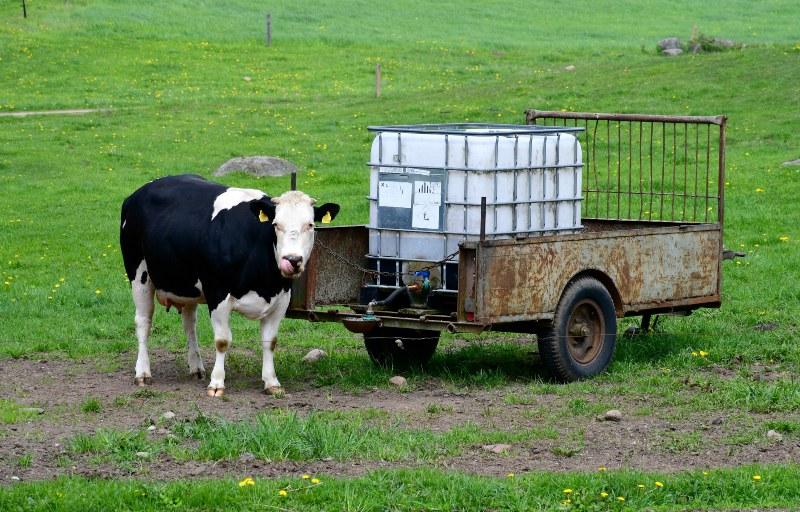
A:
[[536, 277, 617, 381], [363, 327, 440, 368]]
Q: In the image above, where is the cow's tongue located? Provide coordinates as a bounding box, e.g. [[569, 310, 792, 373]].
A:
[[279, 258, 294, 274]]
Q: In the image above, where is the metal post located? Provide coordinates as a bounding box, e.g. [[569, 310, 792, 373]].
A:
[[290, 171, 296, 191], [375, 63, 382, 98], [22, 0, 27, 18], [479, 197, 487, 242], [265, 13, 272, 46]]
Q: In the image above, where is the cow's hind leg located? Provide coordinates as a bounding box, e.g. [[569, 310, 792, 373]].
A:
[[260, 291, 291, 397], [132, 261, 155, 386], [182, 303, 205, 379], [207, 297, 233, 397]]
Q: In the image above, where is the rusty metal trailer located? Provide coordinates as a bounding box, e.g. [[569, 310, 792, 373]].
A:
[[287, 111, 733, 381]]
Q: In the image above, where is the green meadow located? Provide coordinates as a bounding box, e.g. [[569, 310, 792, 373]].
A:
[[1, 0, 800, 509]]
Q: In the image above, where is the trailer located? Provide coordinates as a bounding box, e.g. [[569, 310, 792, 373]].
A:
[[286, 111, 736, 381]]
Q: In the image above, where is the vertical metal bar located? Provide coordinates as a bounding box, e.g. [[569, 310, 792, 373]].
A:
[[512, 135, 518, 232], [693, 125, 699, 222], [479, 197, 487, 242], [627, 121, 632, 219], [290, 171, 296, 191], [493, 135, 499, 233], [671, 123, 677, 220], [528, 135, 533, 231], [554, 133, 561, 229], [659, 122, 666, 220], [606, 120, 611, 218], [592, 120, 599, 218], [616, 121, 622, 220], [638, 122, 644, 219], [683, 123, 688, 221], [463, 135, 468, 234], [718, 118, 726, 228], [648, 123, 654, 221], [572, 131, 578, 227], [541, 135, 547, 231], [395, 259, 400, 287], [705, 124, 711, 222]]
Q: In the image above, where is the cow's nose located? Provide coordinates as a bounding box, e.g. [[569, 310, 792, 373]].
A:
[[285, 255, 303, 269]]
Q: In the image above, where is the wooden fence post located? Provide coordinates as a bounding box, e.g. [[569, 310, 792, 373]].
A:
[[266, 13, 272, 46], [375, 63, 382, 98], [22, 0, 27, 18]]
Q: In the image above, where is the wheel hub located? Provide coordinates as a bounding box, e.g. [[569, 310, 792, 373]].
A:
[[566, 300, 605, 364]]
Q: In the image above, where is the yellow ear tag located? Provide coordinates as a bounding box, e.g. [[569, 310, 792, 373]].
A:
[[321, 211, 332, 224], [258, 210, 269, 223]]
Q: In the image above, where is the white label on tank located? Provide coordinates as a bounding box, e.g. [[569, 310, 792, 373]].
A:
[[378, 181, 412, 208], [412, 181, 441, 229]]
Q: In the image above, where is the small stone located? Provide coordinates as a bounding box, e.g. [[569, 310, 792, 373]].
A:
[[482, 444, 512, 454], [20, 407, 45, 415], [239, 452, 256, 463], [161, 411, 176, 421], [147, 425, 156, 432], [243, 76, 252, 82], [135, 451, 150, 459], [662, 48, 683, 57], [388, 376, 407, 387], [564, 65, 576, 72], [303, 348, 327, 363], [711, 417, 724, 426], [658, 37, 681, 51], [767, 430, 784, 442], [10, 476, 20, 481], [603, 409, 623, 422]]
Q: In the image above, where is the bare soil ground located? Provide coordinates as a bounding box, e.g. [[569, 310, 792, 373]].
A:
[[1, 349, 798, 482]]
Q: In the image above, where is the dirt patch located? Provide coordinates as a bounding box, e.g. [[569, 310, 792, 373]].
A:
[[1, 350, 798, 482]]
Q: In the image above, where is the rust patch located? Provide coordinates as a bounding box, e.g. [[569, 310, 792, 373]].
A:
[[215, 339, 229, 353]]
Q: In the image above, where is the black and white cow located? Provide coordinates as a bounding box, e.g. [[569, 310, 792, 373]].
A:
[[119, 174, 339, 397]]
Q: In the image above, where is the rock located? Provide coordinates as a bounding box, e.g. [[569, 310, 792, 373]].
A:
[[214, 156, 298, 178], [662, 48, 683, 57], [135, 451, 150, 459], [10, 476, 20, 481], [711, 417, 724, 426], [239, 452, 256, 463], [564, 65, 576, 72], [767, 430, 784, 442], [243, 76, 252, 82], [658, 37, 681, 51], [161, 411, 176, 422], [302, 348, 327, 363], [603, 409, 623, 422], [482, 444, 512, 454], [20, 407, 45, 415], [147, 425, 156, 432], [388, 376, 407, 387]]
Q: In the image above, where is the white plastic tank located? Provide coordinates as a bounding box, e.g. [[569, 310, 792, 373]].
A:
[[367, 124, 583, 262]]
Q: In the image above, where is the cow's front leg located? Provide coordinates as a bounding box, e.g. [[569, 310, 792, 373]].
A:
[[260, 291, 291, 396], [207, 297, 233, 397]]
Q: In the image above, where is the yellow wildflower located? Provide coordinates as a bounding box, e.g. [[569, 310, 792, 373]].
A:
[[238, 477, 255, 487], [699, 350, 709, 357], [563, 488, 573, 494], [600, 492, 609, 498], [311, 478, 321, 484], [597, 466, 607, 472], [278, 489, 288, 497], [506, 473, 515, 478], [637, 484, 645, 489], [753, 474, 762, 481], [779, 236, 789, 242], [617, 496, 625, 502], [655, 481, 664, 488], [755, 188, 765, 193]]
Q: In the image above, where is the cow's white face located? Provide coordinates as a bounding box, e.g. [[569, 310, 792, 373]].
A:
[[271, 191, 317, 279]]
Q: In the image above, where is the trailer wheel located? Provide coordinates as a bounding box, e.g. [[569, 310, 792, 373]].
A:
[[536, 277, 617, 381], [363, 328, 439, 368]]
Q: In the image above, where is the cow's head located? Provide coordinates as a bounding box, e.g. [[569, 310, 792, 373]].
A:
[[264, 191, 340, 279]]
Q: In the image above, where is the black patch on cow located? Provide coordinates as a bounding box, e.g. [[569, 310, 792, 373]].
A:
[[120, 174, 293, 312], [141, 271, 148, 285]]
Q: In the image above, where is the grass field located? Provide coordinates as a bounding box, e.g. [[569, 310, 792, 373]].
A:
[[2, 0, 800, 510]]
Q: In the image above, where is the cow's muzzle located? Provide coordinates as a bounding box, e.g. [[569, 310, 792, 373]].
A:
[[279, 255, 304, 278]]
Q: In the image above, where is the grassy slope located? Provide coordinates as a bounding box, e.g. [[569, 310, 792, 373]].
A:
[[1, 1, 800, 506]]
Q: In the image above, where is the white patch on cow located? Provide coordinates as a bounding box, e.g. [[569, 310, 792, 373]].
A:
[[131, 260, 154, 382], [259, 290, 291, 390], [194, 279, 203, 295], [181, 303, 205, 378], [232, 289, 290, 320], [121, 219, 127, 230], [207, 295, 234, 394], [211, 187, 266, 220], [272, 191, 316, 278]]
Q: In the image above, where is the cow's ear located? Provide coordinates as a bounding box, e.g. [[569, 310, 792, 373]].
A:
[[314, 203, 340, 224], [250, 200, 276, 224]]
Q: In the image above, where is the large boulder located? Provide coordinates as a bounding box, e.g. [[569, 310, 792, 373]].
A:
[[658, 37, 682, 51], [214, 156, 297, 178]]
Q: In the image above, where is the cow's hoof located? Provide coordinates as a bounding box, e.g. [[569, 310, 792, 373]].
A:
[[134, 376, 152, 386], [189, 369, 206, 380], [264, 386, 285, 398], [207, 387, 224, 397]]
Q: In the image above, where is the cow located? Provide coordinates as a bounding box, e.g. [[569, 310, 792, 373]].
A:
[[119, 174, 340, 397]]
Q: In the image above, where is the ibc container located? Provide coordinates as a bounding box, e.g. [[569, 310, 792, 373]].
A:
[[367, 124, 584, 271]]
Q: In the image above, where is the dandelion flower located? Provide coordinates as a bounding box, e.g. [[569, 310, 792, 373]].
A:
[[302, 474, 311, 480], [563, 488, 573, 494], [755, 188, 765, 193], [238, 477, 255, 487], [691, 351, 699, 357], [655, 481, 664, 488], [753, 475, 762, 481], [311, 478, 321, 484], [699, 350, 709, 357], [95, 289, 102, 295], [637, 484, 645, 489], [506, 473, 515, 478], [617, 496, 625, 502], [600, 492, 609, 498], [278, 489, 288, 497], [597, 466, 607, 472], [703, 471, 709, 477], [779, 236, 789, 242]]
